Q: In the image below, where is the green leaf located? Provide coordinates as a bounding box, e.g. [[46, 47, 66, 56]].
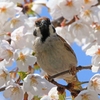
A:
[[32, 96, 41, 100], [34, 62, 40, 71], [18, 71, 27, 80], [59, 92, 66, 100], [27, 9, 35, 15], [32, 52, 36, 56]]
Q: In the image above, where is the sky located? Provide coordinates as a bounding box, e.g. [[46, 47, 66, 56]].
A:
[[0, 92, 7, 100]]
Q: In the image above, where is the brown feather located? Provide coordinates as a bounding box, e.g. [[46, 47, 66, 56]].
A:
[[57, 34, 77, 62], [35, 17, 49, 22]]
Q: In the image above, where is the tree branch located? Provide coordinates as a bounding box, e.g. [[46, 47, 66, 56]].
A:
[[80, 81, 89, 84], [48, 78, 81, 97], [50, 70, 70, 79], [49, 65, 92, 79], [92, 0, 100, 6], [76, 65, 92, 71], [51, 16, 77, 28], [51, 17, 64, 27], [0, 83, 23, 92], [0, 87, 5, 92]]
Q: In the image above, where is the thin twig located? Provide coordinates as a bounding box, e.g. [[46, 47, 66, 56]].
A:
[[50, 65, 92, 79], [48, 78, 67, 89], [0, 82, 23, 92], [51, 16, 77, 28], [50, 70, 70, 79], [76, 65, 92, 71], [51, 17, 64, 27], [92, 0, 100, 7], [65, 17, 76, 26], [0, 87, 6, 91], [80, 81, 89, 84], [82, 87, 87, 91]]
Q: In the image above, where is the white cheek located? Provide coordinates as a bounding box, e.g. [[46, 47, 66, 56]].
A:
[[49, 25, 55, 34], [35, 27, 42, 37]]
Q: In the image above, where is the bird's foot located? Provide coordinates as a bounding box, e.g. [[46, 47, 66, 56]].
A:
[[44, 74, 54, 82], [70, 66, 77, 75]]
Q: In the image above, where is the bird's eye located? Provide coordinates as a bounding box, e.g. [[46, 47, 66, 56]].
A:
[[35, 22, 40, 26]]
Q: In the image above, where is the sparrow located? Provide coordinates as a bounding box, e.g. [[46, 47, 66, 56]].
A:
[[33, 17, 77, 83]]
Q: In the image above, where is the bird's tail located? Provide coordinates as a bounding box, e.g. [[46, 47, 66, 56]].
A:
[[65, 75, 82, 98]]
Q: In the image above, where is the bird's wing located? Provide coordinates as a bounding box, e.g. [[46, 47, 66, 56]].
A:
[[57, 34, 77, 61]]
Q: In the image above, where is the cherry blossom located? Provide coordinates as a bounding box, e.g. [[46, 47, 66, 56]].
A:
[[0, 0, 24, 4], [92, 23, 100, 45], [34, 0, 47, 4], [10, 0, 24, 4], [11, 26, 28, 49], [3, 82, 23, 100], [88, 74, 100, 94], [56, 26, 74, 44], [24, 17, 37, 31], [48, 87, 59, 100], [75, 90, 99, 100], [40, 86, 66, 100], [86, 45, 100, 72], [69, 20, 93, 46], [0, 2, 16, 23], [82, 0, 98, 9], [46, 0, 62, 19], [14, 48, 37, 72], [0, 61, 10, 87], [31, 3, 44, 14], [11, 25, 36, 49], [8, 12, 27, 29], [23, 74, 55, 97], [79, 7, 100, 24], [0, 40, 14, 62], [57, 0, 83, 20]]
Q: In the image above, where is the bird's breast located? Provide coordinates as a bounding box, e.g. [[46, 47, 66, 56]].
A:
[[33, 35, 77, 79]]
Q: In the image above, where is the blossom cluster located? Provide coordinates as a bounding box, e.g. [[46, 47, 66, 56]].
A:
[[0, 0, 100, 100]]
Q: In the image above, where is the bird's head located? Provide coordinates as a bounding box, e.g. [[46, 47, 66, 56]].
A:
[[33, 17, 56, 42]]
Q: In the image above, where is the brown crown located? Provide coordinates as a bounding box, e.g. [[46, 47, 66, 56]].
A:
[[35, 17, 50, 23]]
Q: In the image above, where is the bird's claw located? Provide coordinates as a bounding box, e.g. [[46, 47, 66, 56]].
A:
[[44, 74, 54, 82], [70, 66, 77, 75]]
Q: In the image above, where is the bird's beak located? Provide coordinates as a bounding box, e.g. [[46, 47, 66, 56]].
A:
[[40, 20, 48, 29]]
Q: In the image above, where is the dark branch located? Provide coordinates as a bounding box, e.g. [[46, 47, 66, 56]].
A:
[[76, 65, 92, 71], [0, 87, 5, 91], [51, 17, 64, 27], [51, 16, 77, 28], [49, 65, 92, 79], [65, 16, 76, 26], [50, 70, 70, 79], [0, 65, 91, 92], [47, 78, 67, 88], [47, 78, 81, 97], [92, 0, 100, 6], [81, 81, 89, 84], [0, 83, 23, 92]]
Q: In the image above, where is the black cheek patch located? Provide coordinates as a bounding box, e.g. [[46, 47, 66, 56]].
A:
[[40, 27, 50, 43], [33, 29, 37, 36]]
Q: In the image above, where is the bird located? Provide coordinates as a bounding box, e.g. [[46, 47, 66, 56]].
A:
[[33, 17, 78, 83]]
